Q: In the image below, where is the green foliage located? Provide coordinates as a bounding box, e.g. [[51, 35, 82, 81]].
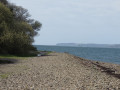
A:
[[0, 3, 13, 33], [0, 74, 9, 79], [0, 1, 42, 56], [0, 0, 8, 5], [0, 3, 13, 22], [9, 4, 30, 22], [32, 21, 42, 31], [0, 30, 37, 56], [0, 54, 28, 60]]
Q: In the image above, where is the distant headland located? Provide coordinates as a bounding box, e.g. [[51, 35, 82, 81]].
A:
[[56, 43, 120, 48]]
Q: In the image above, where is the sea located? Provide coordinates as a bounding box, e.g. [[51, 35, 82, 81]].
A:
[[35, 45, 120, 64]]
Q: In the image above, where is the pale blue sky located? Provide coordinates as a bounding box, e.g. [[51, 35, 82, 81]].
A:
[[10, 0, 120, 45]]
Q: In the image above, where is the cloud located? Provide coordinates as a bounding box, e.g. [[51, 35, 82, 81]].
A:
[[10, 0, 120, 18], [10, 0, 120, 45]]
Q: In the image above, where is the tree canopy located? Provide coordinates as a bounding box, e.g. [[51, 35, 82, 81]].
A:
[[0, 0, 8, 5], [0, 0, 42, 56]]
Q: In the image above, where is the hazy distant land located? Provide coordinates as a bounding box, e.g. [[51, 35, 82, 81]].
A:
[[56, 43, 120, 48]]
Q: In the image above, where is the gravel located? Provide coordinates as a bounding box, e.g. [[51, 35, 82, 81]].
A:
[[0, 52, 120, 90]]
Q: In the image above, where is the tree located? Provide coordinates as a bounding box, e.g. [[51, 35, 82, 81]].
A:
[[0, 2, 42, 56], [9, 4, 30, 22], [9, 4, 42, 37], [0, 0, 8, 5], [0, 2, 13, 34]]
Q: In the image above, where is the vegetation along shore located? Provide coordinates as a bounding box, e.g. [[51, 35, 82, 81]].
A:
[[0, 52, 120, 90], [0, 0, 42, 56]]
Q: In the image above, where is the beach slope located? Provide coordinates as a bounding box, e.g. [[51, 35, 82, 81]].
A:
[[0, 52, 120, 90]]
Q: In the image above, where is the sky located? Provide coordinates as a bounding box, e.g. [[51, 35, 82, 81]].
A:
[[10, 0, 120, 45]]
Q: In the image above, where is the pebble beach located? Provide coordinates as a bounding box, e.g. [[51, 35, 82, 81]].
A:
[[0, 52, 120, 90]]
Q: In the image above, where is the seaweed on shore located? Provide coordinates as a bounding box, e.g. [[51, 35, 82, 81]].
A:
[[93, 62, 120, 79]]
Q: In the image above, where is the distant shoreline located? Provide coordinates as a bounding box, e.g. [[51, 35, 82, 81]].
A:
[[56, 43, 120, 48], [34, 44, 120, 48]]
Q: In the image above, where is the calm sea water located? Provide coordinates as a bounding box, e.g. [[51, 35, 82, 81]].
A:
[[35, 45, 120, 64]]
